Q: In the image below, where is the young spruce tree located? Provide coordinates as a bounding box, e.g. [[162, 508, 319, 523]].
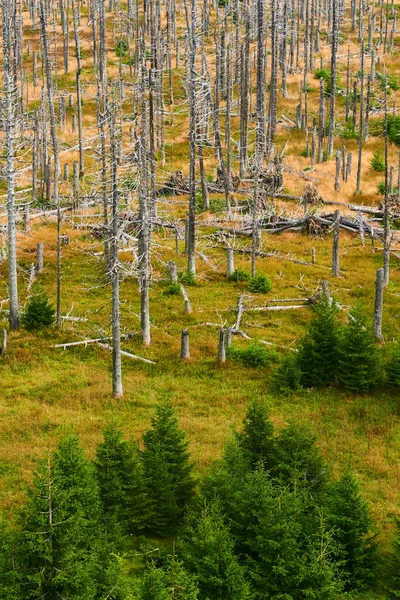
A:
[[338, 308, 381, 391], [328, 473, 377, 590], [18, 434, 103, 600], [297, 293, 341, 387], [95, 423, 144, 536], [386, 343, 400, 387], [236, 401, 275, 470], [141, 402, 195, 537], [181, 502, 250, 600]]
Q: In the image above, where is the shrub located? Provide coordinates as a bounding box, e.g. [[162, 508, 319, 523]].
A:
[[228, 268, 250, 282], [227, 342, 277, 367], [21, 292, 55, 332], [371, 149, 385, 172], [115, 37, 129, 57], [271, 352, 303, 395], [377, 180, 398, 195], [164, 282, 181, 296], [180, 271, 196, 286], [247, 273, 272, 294], [387, 114, 400, 146], [386, 343, 400, 387]]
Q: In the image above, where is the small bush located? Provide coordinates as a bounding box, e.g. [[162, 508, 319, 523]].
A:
[[180, 271, 196, 286], [227, 342, 278, 367], [314, 67, 331, 81], [247, 274, 272, 294], [371, 149, 385, 172], [271, 353, 303, 395], [115, 37, 129, 57], [228, 268, 250, 282], [377, 180, 398, 195], [164, 282, 181, 296], [387, 115, 400, 146], [22, 293, 55, 332], [386, 343, 400, 387]]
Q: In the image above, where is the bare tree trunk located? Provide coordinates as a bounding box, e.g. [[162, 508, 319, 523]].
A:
[[110, 108, 123, 398], [355, 40, 364, 195], [72, 0, 84, 175], [328, 0, 339, 157], [2, 0, 19, 330], [372, 267, 384, 341], [39, 0, 61, 327], [332, 209, 340, 276], [139, 60, 151, 346], [181, 329, 190, 359], [187, 0, 197, 277], [383, 72, 390, 286]]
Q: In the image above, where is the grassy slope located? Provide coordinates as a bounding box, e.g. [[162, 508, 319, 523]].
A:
[[0, 5, 400, 597]]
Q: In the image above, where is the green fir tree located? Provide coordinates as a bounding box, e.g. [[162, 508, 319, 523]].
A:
[[236, 401, 275, 470], [328, 473, 377, 590], [181, 502, 250, 600], [95, 423, 144, 536], [338, 308, 381, 391], [297, 294, 341, 387], [141, 403, 195, 537]]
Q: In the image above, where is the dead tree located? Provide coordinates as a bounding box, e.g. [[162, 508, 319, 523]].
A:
[[372, 267, 384, 341], [2, 0, 19, 330], [109, 107, 123, 398], [187, 0, 197, 277], [39, 0, 61, 328], [328, 0, 339, 157], [332, 209, 340, 276], [138, 60, 151, 346]]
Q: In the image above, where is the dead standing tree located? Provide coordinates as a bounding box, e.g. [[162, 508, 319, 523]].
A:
[[109, 103, 123, 398], [2, 0, 19, 330], [138, 55, 151, 346], [39, 0, 62, 328]]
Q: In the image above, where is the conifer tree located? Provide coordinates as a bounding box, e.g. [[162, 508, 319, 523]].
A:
[[242, 471, 310, 598], [18, 434, 103, 600], [0, 520, 20, 600], [297, 294, 341, 387], [386, 343, 400, 387], [95, 423, 144, 536], [390, 520, 400, 597], [139, 561, 199, 600], [141, 403, 195, 537], [337, 308, 381, 391], [236, 401, 275, 470], [328, 474, 377, 590], [274, 422, 330, 499], [181, 503, 250, 600], [305, 508, 346, 599]]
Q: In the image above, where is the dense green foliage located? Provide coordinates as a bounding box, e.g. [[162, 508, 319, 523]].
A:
[[337, 309, 381, 391], [297, 294, 341, 387], [227, 342, 277, 367], [386, 343, 400, 387], [140, 403, 195, 536], [247, 273, 272, 293], [0, 402, 395, 598], [371, 148, 386, 172], [21, 292, 55, 331]]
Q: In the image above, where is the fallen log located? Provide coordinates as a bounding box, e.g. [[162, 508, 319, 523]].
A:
[[97, 342, 156, 364]]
